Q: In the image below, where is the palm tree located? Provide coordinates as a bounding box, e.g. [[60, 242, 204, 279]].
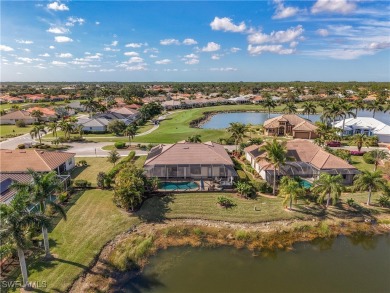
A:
[[48, 121, 58, 139], [368, 150, 390, 171], [0, 193, 50, 287], [75, 124, 84, 139], [353, 170, 387, 205], [187, 134, 202, 143], [339, 103, 356, 137], [282, 102, 298, 114], [81, 97, 98, 118], [311, 173, 344, 208], [353, 97, 366, 117], [31, 109, 43, 124], [227, 122, 248, 151], [366, 99, 385, 118], [107, 150, 121, 166], [59, 121, 74, 140], [279, 177, 306, 210], [30, 125, 46, 144], [350, 133, 370, 152], [263, 95, 277, 118], [11, 169, 66, 258], [123, 124, 138, 142], [321, 102, 343, 125], [302, 101, 316, 120], [259, 139, 290, 196]]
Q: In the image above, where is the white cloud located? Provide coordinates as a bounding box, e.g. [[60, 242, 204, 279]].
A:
[[316, 28, 329, 36], [17, 57, 34, 63], [368, 42, 390, 50], [184, 54, 198, 59], [248, 44, 295, 55], [49, 46, 55, 49], [39, 53, 50, 57], [54, 36, 73, 43], [15, 40, 33, 44], [201, 42, 221, 52], [247, 25, 304, 44], [164, 69, 179, 72], [230, 47, 241, 53], [52, 61, 67, 66], [14, 62, 24, 65], [126, 56, 144, 64], [95, 21, 100, 25], [211, 54, 221, 60], [57, 53, 73, 58], [185, 59, 199, 65], [47, 1, 69, 11], [273, 0, 300, 19], [210, 17, 246, 33], [311, 0, 356, 14], [65, 17, 85, 27], [149, 54, 158, 58], [160, 39, 180, 45], [46, 27, 69, 34], [0, 45, 14, 52], [111, 41, 118, 47], [183, 38, 198, 45], [35, 65, 47, 69], [125, 42, 147, 48], [290, 41, 299, 48], [155, 59, 171, 65], [210, 67, 237, 71], [85, 53, 103, 60], [103, 47, 120, 52], [124, 51, 139, 56], [99, 69, 115, 72], [22, 48, 31, 52]]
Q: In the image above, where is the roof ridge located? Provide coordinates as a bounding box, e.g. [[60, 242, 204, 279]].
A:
[[206, 143, 232, 165], [145, 144, 175, 165], [34, 150, 53, 171]]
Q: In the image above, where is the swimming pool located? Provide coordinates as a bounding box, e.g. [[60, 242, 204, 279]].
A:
[[300, 179, 312, 189], [160, 181, 199, 191]]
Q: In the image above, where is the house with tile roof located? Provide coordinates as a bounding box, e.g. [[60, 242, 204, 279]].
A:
[[144, 141, 237, 181], [244, 139, 359, 185], [263, 114, 318, 139], [0, 110, 37, 125]]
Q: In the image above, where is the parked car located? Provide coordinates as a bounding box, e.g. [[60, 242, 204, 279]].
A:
[[326, 141, 341, 147]]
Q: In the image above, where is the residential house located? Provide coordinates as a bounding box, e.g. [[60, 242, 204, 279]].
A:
[[108, 106, 140, 122], [77, 112, 135, 132], [26, 107, 57, 122], [263, 114, 318, 139], [333, 117, 390, 143], [161, 100, 182, 110], [244, 139, 359, 185], [0, 110, 37, 125]]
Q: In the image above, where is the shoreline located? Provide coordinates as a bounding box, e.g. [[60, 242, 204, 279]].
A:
[[70, 217, 390, 292]]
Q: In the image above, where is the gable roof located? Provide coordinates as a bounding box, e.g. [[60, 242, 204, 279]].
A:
[[0, 110, 34, 120], [144, 141, 234, 166], [0, 149, 75, 173], [109, 107, 140, 116], [26, 107, 56, 116], [263, 114, 311, 129], [292, 120, 318, 132]]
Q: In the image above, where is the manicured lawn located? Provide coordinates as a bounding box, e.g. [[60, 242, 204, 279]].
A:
[[351, 156, 375, 172], [0, 125, 34, 137], [137, 122, 155, 133], [25, 189, 139, 292]]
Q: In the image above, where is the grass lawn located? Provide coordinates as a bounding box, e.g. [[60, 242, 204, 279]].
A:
[[0, 125, 34, 138], [351, 156, 375, 172], [137, 122, 155, 134], [25, 189, 140, 292]]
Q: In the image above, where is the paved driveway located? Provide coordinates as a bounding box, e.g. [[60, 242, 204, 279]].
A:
[[0, 133, 36, 150], [64, 142, 149, 157]]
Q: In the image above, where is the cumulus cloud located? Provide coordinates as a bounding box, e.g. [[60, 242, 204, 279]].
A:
[[54, 36, 73, 43], [47, 26, 69, 34], [183, 38, 198, 45], [273, 0, 300, 19], [47, 1, 69, 11], [111, 41, 118, 47], [65, 17, 85, 27], [248, 44, 295, 55], [144, 47, 159, 54], [103, 47, 120, 52], [39, 53, 50, 57], [247, 25, 304, 44], [95, 21, 100, 25], [367, 42, 390, 50], [210, 67, 237, 71], [316, 28, 329, 36], [57, 53, 73, 58], [185, 59, 199, 65], [0, 45, 14, 52], [15, 40, 33, 44], [126, 56, 144, 63], [201, 42, 221, 52], [124, 51, 139, 56], [311, 0, 356, 14], [155, 59, 171, 65], [99, 69, 115, 72], [230, 47, 241, 53], [149, 54, 158, 58], [52, 61, 67, 66], [49, 46, 55, 49], [160, 39, 180, 45], [210, 17, 246, 33], [17, 57, 34, 63], [211, 54, 221, 60], [125, 42, 147, 48]]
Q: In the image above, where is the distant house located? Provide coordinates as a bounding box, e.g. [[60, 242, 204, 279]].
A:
[[108, 106, 140, 122], [0, 149, 76, 204], [228, 96, 250, 104], [0, 110, 37, 125], [26, 107, 57, 121], [333, 117, 390, 143], [263, 114, 318, 139], [244, 139, 359, 186], [144, 141, 238, 182], [0, 95, 24, 103], [161, 100, 182, 110], [77, 112, 135, 132]]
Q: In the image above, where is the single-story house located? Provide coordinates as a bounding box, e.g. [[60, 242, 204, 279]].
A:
[[109, 106, 140, 122], [244, 139, 359, 185], [0, 110, 37, 125], [77, 113, 134, 132], [228, 96, 250, 104], [333, 117, 390, 143], [263, 114, 318, 139], [26, 107, 57, 121], [144, 141, 238, 181], [161, 100, 182, 110], [0, 149, 75, 204]]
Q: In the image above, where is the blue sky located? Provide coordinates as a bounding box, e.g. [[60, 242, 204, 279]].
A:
[[1, 1, 389, 82]]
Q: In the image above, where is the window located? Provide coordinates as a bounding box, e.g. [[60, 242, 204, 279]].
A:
[[190, 165, 201, 175]]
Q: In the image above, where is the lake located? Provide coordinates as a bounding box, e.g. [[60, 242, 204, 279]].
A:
[[201, 110, 390, 129], [124, 235, 390, 293]]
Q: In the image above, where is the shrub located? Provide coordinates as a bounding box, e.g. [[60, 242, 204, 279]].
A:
[[217, 196, 235, 208], [15, 120, 26, 127], [74, 179, 91, 188], [252, 181, 273, 193], [235, 230, 250, 241], [350, 151, 365, 156], [237, 170, 248, 181], [78, 159, 88, 166], [114, 141, 127, 149], [97, 172, 107, 189], [346, 198, 356, 207], [17, 143, 25, 149], [363, 152, 375, 164], [378, 195, 390, 208], [57, 192, 68, 203]]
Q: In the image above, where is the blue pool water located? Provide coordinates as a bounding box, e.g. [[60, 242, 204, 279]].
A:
[[160, 181, 199, 190], [300, 179, 312, 189]]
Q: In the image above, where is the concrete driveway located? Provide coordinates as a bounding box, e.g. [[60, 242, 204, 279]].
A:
[[0, 133, 36, 150], [64, 142, 149, 157]]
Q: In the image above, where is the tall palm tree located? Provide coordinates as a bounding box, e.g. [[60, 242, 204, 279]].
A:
[[11, 169, 66, 258], [0, 193, 50, 287], [263, 95, 277, 118], [227, 122, 248, 151], [81, 97, 98, 118], [353, 97, 366, 116], [321, 102, 343, 125], [30, 125, 46, 144], [366, 99, 385, 118], [31, 109, 43, 124], [368, 150, 390, 171], [48, 121, 58, 139], [302, 101, 316, 120], [75, 124, 84, 139], [59, 121, 74, 140], [351, 133, 370, 152], [123, 124, 138, 142], [259, 139, 291, 196], [279, 177, 306, 210], [311, 173, 344, 208], [339, 103, 356, 137], [282, 102, 298, 114], [353, 170, 387, 205]]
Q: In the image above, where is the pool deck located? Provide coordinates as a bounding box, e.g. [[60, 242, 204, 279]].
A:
[[158, 179, 234, 192]]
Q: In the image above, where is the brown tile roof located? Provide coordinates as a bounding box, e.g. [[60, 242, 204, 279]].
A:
[[264, 114, 308, 128], [144, 142, 234, 166], [292, 121, 318, 131], [26, 107, 56, 116], [109, 106, 139, 116], [0, 110, 34, 120], [0, 149, 75, 172]]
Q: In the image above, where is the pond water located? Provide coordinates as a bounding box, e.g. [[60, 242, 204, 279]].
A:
[[201, 110, 389, 129], [124, 234, 390, 293]]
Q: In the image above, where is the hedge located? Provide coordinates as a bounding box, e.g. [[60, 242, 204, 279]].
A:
[[114, 141, 127, 149], [106, 151, 136, 179]]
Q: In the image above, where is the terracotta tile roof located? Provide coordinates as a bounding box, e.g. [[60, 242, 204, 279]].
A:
[[26, 107, 56, 116], [0, 110, 34, 120], [0, 149, 75, 172], [144, 142, 234, 166], [292, 121, 318, 131], [109, 107, 139, 116], [264, 114, 308, 128]]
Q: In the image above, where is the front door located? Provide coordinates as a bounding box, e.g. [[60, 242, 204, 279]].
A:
[[278, 127, 285, 135]]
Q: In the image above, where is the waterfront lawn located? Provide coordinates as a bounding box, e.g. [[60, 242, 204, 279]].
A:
[[0, 124, 34, 137], [24, 189, 139, 292]]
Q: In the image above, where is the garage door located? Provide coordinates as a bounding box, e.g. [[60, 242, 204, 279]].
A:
[[294, 132, 310, 139]]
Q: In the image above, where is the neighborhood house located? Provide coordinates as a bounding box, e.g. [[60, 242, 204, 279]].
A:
[[263, 114, 318, 139]]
